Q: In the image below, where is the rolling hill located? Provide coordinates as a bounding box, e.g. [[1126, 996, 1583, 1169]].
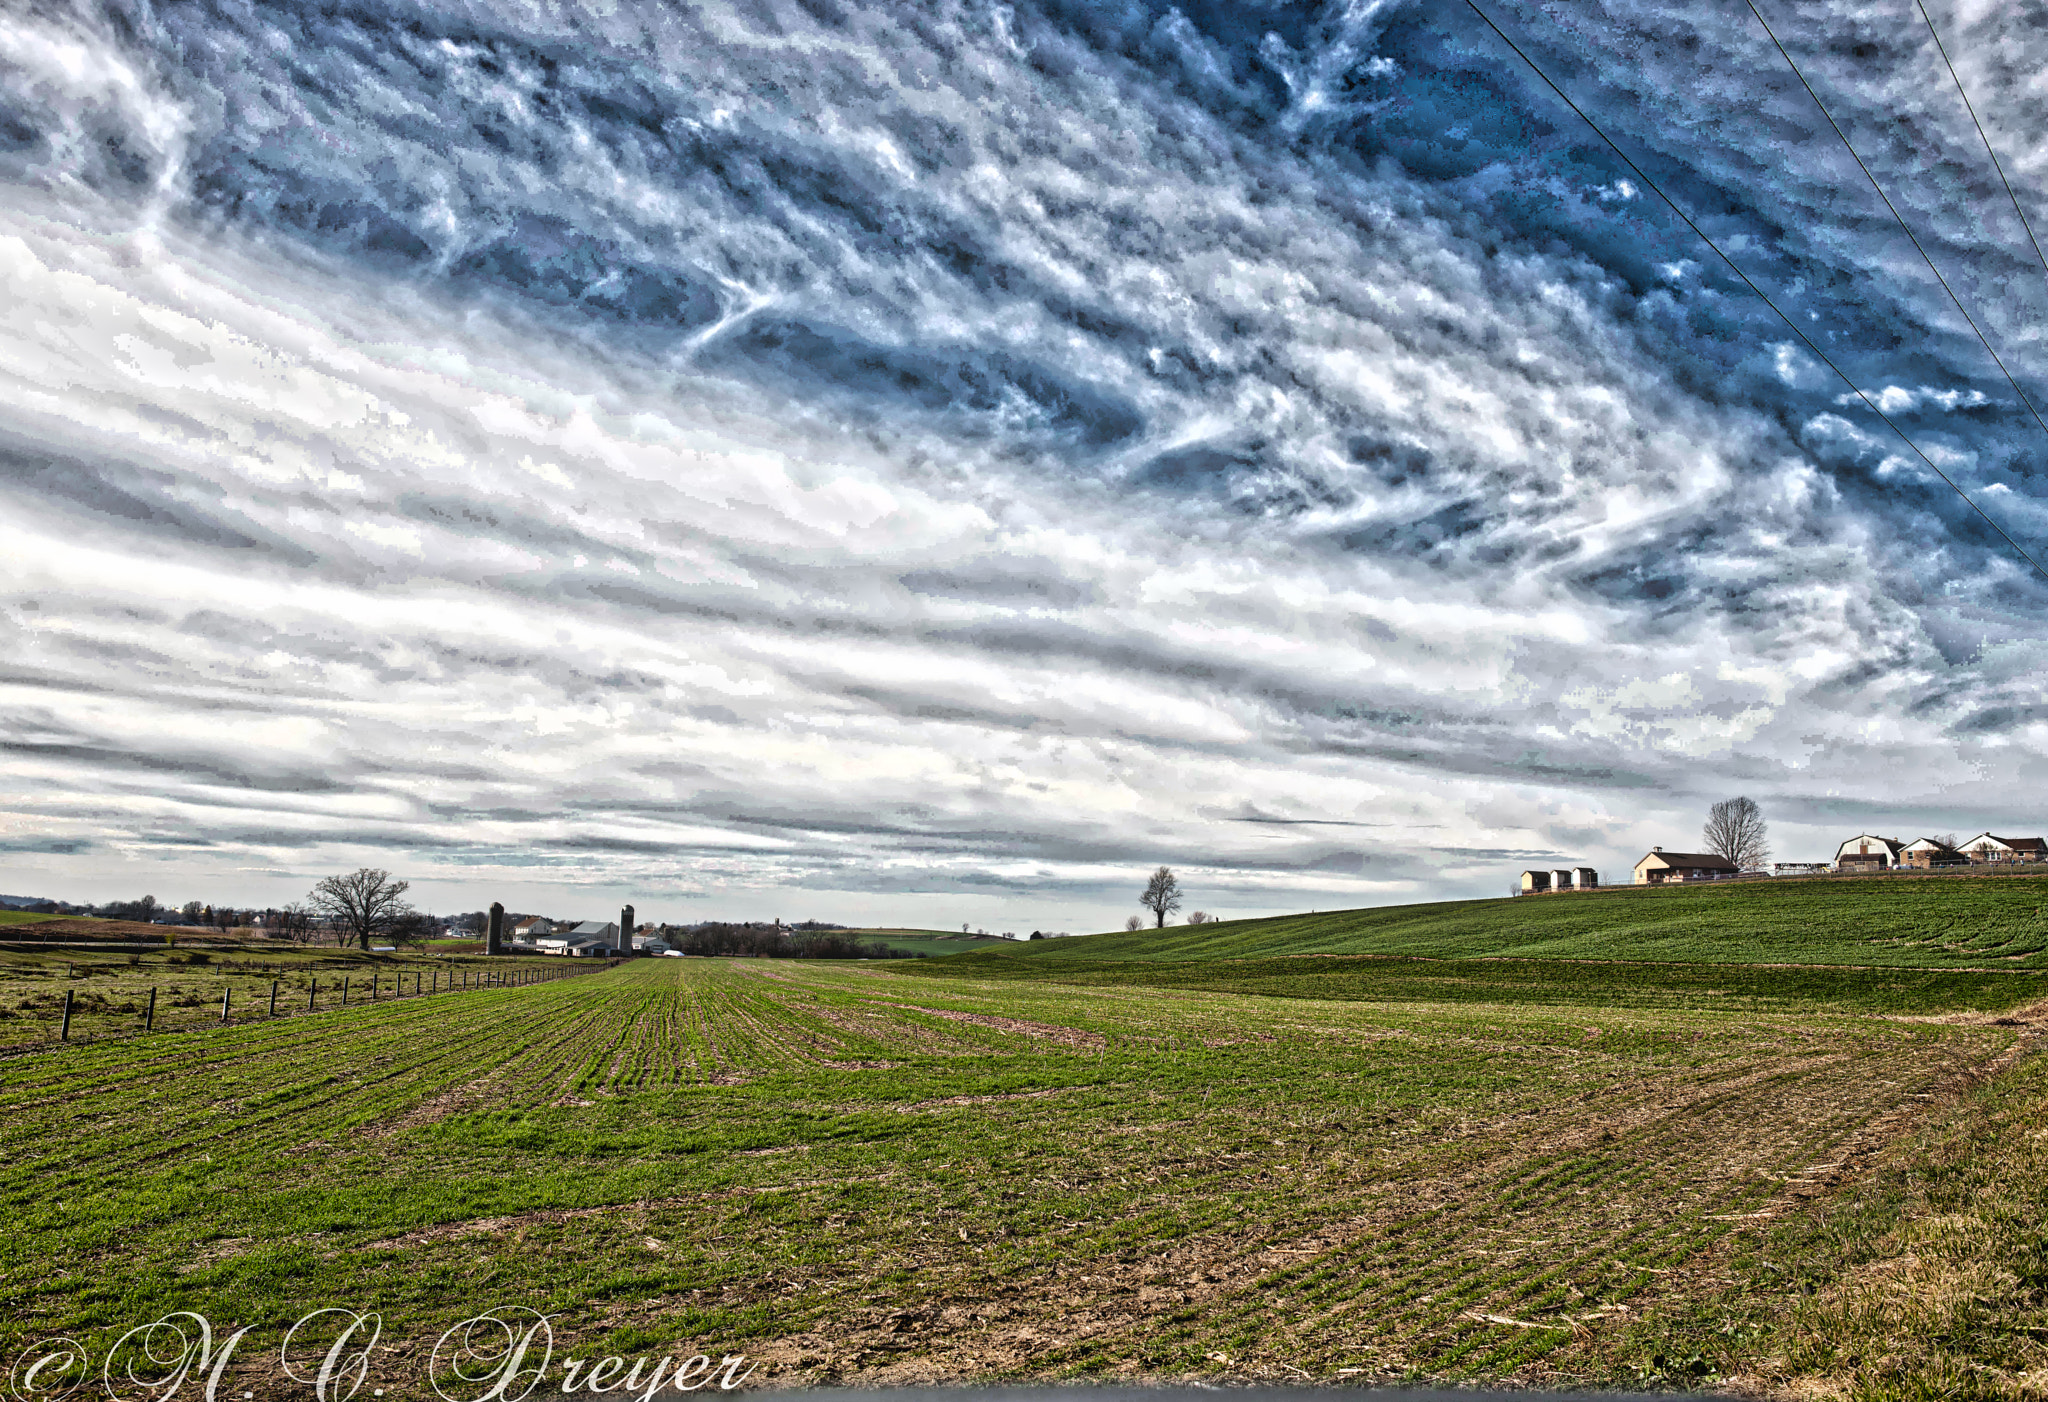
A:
[[936, 875, 2048, 971]]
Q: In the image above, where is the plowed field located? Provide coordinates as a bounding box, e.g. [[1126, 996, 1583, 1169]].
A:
[[0, 957, 2038, 1398]]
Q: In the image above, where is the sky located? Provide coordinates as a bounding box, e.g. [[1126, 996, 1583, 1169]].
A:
[[3, 0, 2047, 932]]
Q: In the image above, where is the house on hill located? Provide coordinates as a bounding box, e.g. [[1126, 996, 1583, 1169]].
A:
[[1632, 848, 1738, 884], [1960, 833, 2048, 864], [1834, 835, 1905, 872]]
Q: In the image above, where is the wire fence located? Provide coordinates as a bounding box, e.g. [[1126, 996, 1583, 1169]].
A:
[[22, 958, 617, 1049]]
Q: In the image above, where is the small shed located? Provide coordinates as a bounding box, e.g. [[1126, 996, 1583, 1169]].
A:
[[1519, 870, 1552, 894], [1574, 867, 1599, 889]]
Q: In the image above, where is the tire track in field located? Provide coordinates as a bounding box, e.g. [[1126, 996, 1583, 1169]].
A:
[[0, 988, 605, 1195], [1, 977, 644, 1216], [736, 1030, 2006, 1386]]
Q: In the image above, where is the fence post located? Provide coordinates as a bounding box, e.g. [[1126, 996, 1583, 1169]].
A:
[[269, 981, 278, 1018], [145, 986, 156, 1032], [60, 989, 73, 1040], [220, 986, 230, 1023], [342, 976, 349, 1006]]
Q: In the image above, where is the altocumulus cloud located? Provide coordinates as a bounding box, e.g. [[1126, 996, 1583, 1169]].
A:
[[1, 0, 2046, 925]]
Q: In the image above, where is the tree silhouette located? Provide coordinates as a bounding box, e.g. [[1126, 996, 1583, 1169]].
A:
[[308, 868, 416, 951], [1140, 867, 1183, 928], [1703, 798, 1770, 870]]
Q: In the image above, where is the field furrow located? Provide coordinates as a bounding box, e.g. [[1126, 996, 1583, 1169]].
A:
[[0, 952, 2032, 1399]]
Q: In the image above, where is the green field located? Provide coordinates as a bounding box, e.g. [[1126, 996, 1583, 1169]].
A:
[[840, 929, 1017, 957], [0, 939, 2041, 1399], [2, 882, 2045, 1398], [0, 909, 67, 927], [963, 874, 2048, 969], [915, 948, 2048, 1016]]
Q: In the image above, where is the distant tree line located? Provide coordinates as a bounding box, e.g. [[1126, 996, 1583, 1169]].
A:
[[658, 922, 918, 959]]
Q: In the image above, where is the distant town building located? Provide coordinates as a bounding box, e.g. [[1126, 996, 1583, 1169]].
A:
[[1633, 848, 1739, 885], [1833, 835, 1905, 872]]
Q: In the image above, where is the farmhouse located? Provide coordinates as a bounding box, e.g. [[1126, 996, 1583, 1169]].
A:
[[1633, 848, 1738, 885], [512, 916, 555, 939], [1897, 838, 1966, 869], [1834, 835, 1905, 872], [1959, 833, 2048, 864]]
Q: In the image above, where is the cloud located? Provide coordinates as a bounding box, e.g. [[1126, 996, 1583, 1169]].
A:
[[0, 0, 2045, 925]]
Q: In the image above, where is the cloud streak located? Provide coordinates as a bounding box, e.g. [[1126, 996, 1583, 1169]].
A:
[[1, 0, 2046, 926]]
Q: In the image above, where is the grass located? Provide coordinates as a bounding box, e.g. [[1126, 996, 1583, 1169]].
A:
[[961, 874, 2048, 970], [0, 909, 69, 926], [1576, 1039, 2048, 1399], [0, 951, 2036, 1399], [841, 929, 1017, 957], [912, 949, 2048, 1016]]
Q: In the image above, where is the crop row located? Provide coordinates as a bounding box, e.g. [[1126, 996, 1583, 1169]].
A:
[[0, 955, 2016, 1394]]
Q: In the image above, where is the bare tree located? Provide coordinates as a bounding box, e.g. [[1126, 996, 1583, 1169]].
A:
[[1703, 798, 1770, 870], [276, 902, 316, 943], [1186, 911, 1213, 925], [308, 868, 417, 951], [1124, 915, 1144, 931], [1140, 866, 1183, 928]]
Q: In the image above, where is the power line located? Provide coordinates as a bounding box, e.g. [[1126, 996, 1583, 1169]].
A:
[[1744, 0, 2048, 449], [1458, 0, 2048, 587], [1914, 0, 2048, 295]]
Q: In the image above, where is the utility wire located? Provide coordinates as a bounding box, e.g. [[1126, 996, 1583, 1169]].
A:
[[1745, 0, 2048, 448], [1914, 0, 2048, 294], [1459, 0, 2048, 586]]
